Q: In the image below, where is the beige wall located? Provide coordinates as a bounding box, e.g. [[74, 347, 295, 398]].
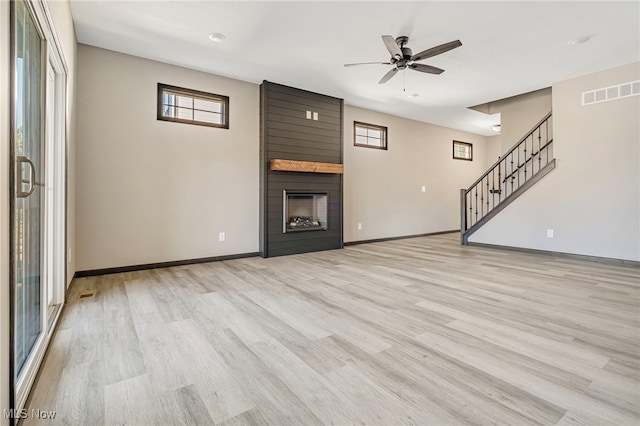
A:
[[484, 134, 501, 168], [76, 45, 496, 268], [469, 88, 552, 154], [344, 106, 490, 242], [470, 62, 640, 261], [1, 1, 77, 422], [76, 45, 259, 270], [495, 88, 552, 153]]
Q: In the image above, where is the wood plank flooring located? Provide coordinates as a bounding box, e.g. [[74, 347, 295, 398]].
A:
[[24, 233, 640, 425]]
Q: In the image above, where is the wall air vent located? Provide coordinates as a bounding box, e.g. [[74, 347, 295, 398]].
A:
[[582, 80, 640, 106]]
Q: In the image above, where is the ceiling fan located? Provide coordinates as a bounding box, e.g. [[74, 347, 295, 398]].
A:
[[345, 35, 462, 84]]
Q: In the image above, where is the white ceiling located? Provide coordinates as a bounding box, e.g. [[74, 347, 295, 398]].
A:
[[69, 1, 640, 136]]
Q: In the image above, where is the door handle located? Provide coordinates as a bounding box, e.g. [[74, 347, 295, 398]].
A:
[[16, 156, 37, 198]]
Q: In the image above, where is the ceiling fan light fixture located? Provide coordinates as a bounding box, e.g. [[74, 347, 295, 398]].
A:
[[208, 32, 226, 43]]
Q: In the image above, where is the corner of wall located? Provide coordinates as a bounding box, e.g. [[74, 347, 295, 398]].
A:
[[343, 105, 491, 243], [66, 30, 77, 289]]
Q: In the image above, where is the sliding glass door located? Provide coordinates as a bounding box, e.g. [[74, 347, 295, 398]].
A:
[[10, 0, 67, 414], [13, 0, 44, 379]]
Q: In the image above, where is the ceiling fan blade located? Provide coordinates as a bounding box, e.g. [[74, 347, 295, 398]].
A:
[[409, 63, 445, 75], [411, 40, 462, 62], [382, 35, 403, 59], [344, 62, 392, 67], [378, 68, 398, 84]]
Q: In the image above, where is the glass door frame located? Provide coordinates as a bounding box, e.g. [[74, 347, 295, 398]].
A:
[[44, 52, 66, 323], [8, 0, 68, 420]]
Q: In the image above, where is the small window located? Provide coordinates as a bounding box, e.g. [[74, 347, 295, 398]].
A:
[[453, 140, 472, 161], [157, 83, 229, 129], [354, 121, 387, 150]]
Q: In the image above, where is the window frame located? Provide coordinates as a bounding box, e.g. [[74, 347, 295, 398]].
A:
[[157, 83, 229, 129], [453, 140, 473, 161], [353, 121, 388, 150]]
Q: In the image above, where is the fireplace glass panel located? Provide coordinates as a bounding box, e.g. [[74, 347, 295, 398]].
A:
[[283, 191, 328, 233]]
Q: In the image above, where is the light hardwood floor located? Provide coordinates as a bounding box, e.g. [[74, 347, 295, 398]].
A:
[[24, 233, 640, 425]]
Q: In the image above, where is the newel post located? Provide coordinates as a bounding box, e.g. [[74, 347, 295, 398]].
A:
[[460, 188, 467, 245]]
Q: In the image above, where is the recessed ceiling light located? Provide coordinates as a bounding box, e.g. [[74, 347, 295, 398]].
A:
[[568, 36, 591, 46], [208, 32, 226, 43]]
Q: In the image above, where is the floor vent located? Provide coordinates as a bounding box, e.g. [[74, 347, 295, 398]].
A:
[[582, 80, 640, 106], [77, 290, 97, 300]]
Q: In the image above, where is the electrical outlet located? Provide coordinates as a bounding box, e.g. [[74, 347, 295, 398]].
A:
[[421, 186, 426, 192], [219, 232, 226, 242], [306, 110, 312, 119], [313, 112, 319, 121], [546, 229, 554, 238], [357, 223, 362, 231]]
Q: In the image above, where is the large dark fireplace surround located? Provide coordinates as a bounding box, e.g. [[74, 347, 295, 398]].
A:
[[259, 81, 344, 258]]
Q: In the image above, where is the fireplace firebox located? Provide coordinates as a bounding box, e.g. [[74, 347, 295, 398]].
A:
[[283, 191, 328, 233]]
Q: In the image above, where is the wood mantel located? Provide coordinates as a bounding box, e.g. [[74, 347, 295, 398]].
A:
[[270, 159, 344, 174]]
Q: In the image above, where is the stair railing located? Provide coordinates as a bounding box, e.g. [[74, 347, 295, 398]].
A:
[[460, 111, 553, 244]]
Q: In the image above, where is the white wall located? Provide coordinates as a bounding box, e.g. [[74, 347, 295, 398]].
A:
[[1, 1, 77, 422], [344, 106, 490, 242], [470, 62, 640, 261], [76, 45, 259, 271]]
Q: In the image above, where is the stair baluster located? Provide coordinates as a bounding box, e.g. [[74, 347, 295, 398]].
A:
[[460, 111, 554, 244]]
